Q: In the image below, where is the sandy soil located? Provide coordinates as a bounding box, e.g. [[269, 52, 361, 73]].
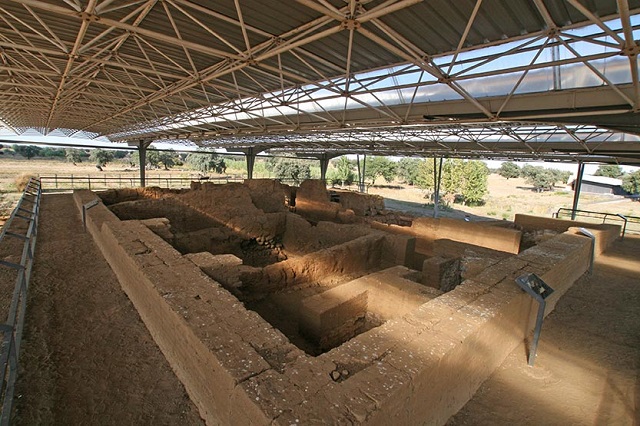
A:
[[13, 194, 203, 425], [448, 236, 640, 425]]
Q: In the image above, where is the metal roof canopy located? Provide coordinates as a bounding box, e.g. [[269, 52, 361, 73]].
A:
[[1, 0, 640, 165]]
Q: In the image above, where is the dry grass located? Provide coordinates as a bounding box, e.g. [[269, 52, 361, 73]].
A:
[[14, 173, 36, 192]]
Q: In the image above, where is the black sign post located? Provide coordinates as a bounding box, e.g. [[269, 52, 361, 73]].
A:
[[515, 273, 554, 366]]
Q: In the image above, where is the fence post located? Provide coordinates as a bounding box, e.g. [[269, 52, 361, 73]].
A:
[[55, 174, 58, 189], [88, 175, 91, 190]]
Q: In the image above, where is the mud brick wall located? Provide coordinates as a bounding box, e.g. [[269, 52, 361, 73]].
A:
[[299, 285, 368, 351], [334, 266, 442, 321], [175, 183, 287, 240], [108, 197, 220, 232], [432, 239, 512, 280], [240, 233, 385, 294], [514, 214, 620, 254], [279, 230, 599, 425], [98, 187, 182, 205], [76, 189, 609, 425], [282, 214, 373, 255], [74, 190, 303, 424], [372, 216, 522, 264], [242, 179, 289, 213], [332, 189, 384, 216]]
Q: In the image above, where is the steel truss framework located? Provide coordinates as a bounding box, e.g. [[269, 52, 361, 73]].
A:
[[1, 0, 640, 164]]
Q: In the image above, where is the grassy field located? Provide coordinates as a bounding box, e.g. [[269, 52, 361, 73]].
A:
[[2, 157, 639, 227]]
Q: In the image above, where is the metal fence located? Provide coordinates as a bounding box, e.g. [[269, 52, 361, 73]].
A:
[[552, 207, 640, 238], [0, 178, 42, 425], [37, 175, 337, 192], [39, 174, 244, 192]]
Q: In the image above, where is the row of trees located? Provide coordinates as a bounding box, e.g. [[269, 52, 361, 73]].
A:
[[327, 156, 490, 206], [6, 144, 640, 196], [498, 161, 640, 194], [498, 162, 572, 192]]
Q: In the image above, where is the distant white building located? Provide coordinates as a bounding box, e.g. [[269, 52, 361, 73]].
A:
[[568, 175, 626, 195]]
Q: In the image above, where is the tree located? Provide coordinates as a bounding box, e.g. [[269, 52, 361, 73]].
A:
[[90, 149, 114, 167], [550, 169, 572, 185], [462, 161, 489, 205], [65, 148, 84, 165], [274, 160, 311, 185], [622, 170, 640, 194], [186, 152, 226, 174], [396, 158, 422, 185], [524, 167, 556, 192], [498, 161, 520, 179], [40, 147, 65, 158], [594, 164, 623, 178], [328, 156, 355, 185], [415, 158, 435, 190], [365, 156, 396, 185], [156, 151, 177, 170], [441, 159, 465, 196], [13, 145, 41, 160], [421, 159, 489, 205]]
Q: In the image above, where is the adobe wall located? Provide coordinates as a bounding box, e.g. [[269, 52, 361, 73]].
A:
[[280, 230, 599, 425], [74, 190, 299, 424], [372, 216, 522, 266], [295, 180, 384, 223], [239, 233, 386, 295], [76, 188, 611, 426], [514, 214, 620, 254], [281, 214, 373, 255]]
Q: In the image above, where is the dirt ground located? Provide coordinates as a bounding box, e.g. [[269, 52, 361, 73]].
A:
[[448, 235, 640, 425], [13, 194, 203, 425], [368, 175, 640, 222]]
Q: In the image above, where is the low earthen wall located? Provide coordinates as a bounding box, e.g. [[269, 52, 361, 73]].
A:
[[240, 233, 385, 293], [292, 230, 598, 425], [372, 216, 522, 264], [514, 214, 620, 254], [74, 190, 300, 424]]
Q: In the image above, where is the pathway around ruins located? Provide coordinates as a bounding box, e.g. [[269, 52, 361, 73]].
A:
[[13, 194, 203, 424], [448, 235, 640, 425]]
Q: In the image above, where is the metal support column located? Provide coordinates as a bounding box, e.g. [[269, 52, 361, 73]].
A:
[[137, 140, 151, 188], [319, 154, 330, 182], [571, 162, 585, 220], [246, 147, 256, 180], [433, 157, 443, 218], [361, 155, 367, 193]]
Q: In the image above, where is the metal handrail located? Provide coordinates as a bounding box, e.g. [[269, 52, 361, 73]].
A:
[[552, 207, 637, 239], [0, 178, 42, 425]]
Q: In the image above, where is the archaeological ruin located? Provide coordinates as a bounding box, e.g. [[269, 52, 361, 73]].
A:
[[72, 178, 620, 424]]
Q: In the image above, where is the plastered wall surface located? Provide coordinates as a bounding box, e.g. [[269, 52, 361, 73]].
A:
[[75, 185, 619, 425]]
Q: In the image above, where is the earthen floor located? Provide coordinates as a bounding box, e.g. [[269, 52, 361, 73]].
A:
[[7, 193, 639, 424], [449, 235, 640, 425], [13, 194, 203, 425]]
